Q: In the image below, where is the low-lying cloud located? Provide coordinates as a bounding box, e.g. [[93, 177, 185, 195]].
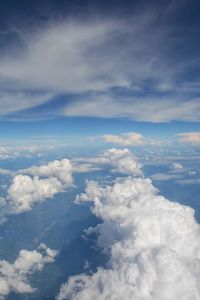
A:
[[73, 148, 142, 176], [177, 132, 200, 144], [1, 149, 142, 221], [7, 159, 74, 213], [0, 243, 58, 299], [57, 153, 200, 300], [103, 132, 144, 146]]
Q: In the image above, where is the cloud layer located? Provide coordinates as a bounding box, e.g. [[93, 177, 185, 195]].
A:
[[103, 132, 144, 146], [64, 94, 200, 123], [0, 11, 200, 122]]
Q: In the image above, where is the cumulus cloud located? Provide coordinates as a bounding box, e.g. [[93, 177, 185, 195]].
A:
[[0, 147, 9, 160], [0, 145, 49, 161], [2, 149, 140, 216], [7, 175, 63, 213], [57, 170, 200, 299], [0, 243, 58, 299], [7, 159, 74, 213], [1, 149, 141, 219], [177, 132, 200, 144], [74, 148, 142, 176], [21, 159, 73, 186], [103, 132, 144, 146], [2, 148, 143, 217], [170, 162, 183, 170]]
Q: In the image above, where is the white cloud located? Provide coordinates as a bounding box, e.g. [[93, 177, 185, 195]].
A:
[[6, 159, 74, 213], [1, 150, 141, 216], [0, 152, 105, 218], [1, 150, 140, 218], [150, 173, 183, 181], [170, 162, 183, 170], [0, 145, 50, 161], [188, 170, 196, 175], [74, 148, 142, 176], [7, 175, 63, 212], [0, 21, 126, 94], [0, 168, 13, 176], [0, 243, 58, 299], [0, 198, 6, 208], [175, 179, 200, 185], [21, 158, 73, 186], [0, 147, 9, 160], [57, 175, 200, 299], [177, 132, 200, 144], [0, 91, 54, 116], [103, 132, 144, 146], [64, 94, 200, 122]]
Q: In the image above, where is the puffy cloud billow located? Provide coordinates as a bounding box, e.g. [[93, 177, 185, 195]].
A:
[[57, 169, 200, 299], [21, 159, 73, 185], [74, 148, 142, 176], [7, 159, 74, 213], [0, 243, 58, 299], [7, 175, 63, 213], [1, 149, 141, 219]]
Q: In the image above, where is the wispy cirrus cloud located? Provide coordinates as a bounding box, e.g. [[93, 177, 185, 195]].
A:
[[0, 8, 200, 122], [0, 91, 54, 116], [63, 94, 200, 122]]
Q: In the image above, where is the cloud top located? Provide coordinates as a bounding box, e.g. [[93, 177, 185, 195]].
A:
[[103, 132, 144, 146], [0, 243, 58, 299], [57, 162, 200, 299], [7, 159, 74, 213], [74, 148, 142, 176], [177, 132, 200, 144]]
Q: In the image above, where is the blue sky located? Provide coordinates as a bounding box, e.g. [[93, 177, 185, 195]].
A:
[[0, 118, 200, 146], [0, 0, 200, 146]]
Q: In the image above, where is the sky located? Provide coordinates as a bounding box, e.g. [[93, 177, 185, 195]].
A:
[[1, 2, 200, 299], [0, 0, 200, 146]]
